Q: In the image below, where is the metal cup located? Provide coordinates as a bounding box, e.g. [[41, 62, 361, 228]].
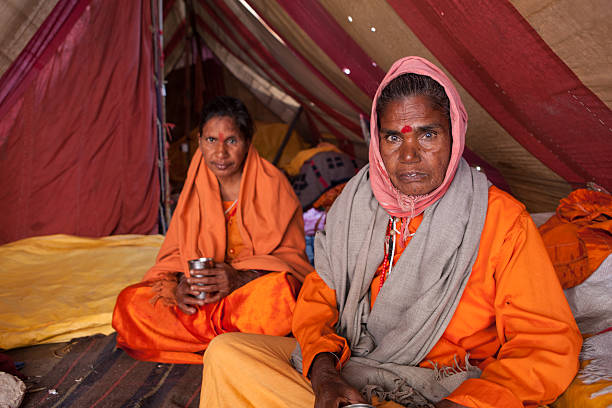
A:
[[343, 405, 375, 408], [188, 257, 215, 300]]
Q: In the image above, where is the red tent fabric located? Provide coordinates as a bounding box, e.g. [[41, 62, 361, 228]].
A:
[[0, 0, 158, 244]]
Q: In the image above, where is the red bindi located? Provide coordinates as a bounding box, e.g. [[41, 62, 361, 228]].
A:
[[217, 132, 225, 142], [401, 125, 412, 133]]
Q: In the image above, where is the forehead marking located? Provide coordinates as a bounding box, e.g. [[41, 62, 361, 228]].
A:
[[218, 132, 225, 142], [401, 125, 412, 134]]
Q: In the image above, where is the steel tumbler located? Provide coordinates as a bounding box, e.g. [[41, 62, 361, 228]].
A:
[[188, 257, 215, 300], [343, 405, 375, 408]]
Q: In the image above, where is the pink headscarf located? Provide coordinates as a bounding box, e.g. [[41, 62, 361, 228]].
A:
[[369, 56, 467, 218]]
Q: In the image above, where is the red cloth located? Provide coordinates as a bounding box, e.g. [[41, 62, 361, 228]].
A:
[[0, 0, 158, 244]]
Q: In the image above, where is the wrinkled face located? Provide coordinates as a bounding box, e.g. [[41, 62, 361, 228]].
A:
[[199, 116, 249, 181], [379, 95, 451, 196]]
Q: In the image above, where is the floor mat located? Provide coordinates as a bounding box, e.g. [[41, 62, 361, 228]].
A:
[[11, 334, 201, 408]]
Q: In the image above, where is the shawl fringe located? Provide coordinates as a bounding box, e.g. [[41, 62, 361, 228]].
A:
[[362, 379, 434, 408], [361, 355, 478, 407], [578, 330, 612, 384]]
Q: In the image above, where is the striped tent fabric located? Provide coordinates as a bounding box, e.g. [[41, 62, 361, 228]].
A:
[[0, 0, 610, 236], [162, 0, 612, 212]]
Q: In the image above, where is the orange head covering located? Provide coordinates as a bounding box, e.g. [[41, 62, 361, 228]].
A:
[[369, 56, 467, 218]]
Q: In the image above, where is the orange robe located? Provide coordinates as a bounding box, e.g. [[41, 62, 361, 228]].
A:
[[113, 146, 312, 364], [539, 188, 612, 288], [293, 186, 582, 408]]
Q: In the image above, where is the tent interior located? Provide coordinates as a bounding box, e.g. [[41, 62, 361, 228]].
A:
[[0, 0, 611, 407]]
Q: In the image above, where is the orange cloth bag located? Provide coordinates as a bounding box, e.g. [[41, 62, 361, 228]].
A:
[[539, 189, 612, 288]]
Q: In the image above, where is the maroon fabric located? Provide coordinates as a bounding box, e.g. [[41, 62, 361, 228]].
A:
[[195, 14, 355, 156], [0, 0, 158, 244], [387, 0, 612, 190], [275, 0, 386, 98]]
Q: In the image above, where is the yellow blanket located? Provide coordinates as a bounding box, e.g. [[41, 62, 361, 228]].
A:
[[0, 234, 163, 350], [552, 360, 612, 408]]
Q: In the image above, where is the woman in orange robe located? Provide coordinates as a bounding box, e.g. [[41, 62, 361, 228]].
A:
[[199, 58, 581, 408], [112, 96, 312, 364]]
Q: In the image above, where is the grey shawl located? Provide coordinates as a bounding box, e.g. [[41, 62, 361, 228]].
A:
[[291, 159, 490, 405]]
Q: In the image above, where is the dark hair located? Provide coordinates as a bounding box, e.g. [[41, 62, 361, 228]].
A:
[[198, 96, 254, 142], [376, 73, 450, 130]]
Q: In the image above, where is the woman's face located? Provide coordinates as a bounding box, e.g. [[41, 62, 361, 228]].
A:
[[379, 95, 451, 196], [199, 116, 249, 181]]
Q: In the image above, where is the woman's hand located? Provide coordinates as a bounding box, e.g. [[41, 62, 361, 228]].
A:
[[175, 264, 264, 311], [198, 262, 239, 302], [175, 274, 205, 315], [310, 353, 367, 408], [188, 263, 262, 304]]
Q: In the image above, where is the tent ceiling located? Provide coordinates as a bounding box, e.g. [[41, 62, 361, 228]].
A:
[[2, 0, 611, 213], [160, 0, 612, 211]]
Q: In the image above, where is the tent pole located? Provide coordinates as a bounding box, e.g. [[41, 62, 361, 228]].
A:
[[152, 0, 170, 233], [273, 106, 303, 166]]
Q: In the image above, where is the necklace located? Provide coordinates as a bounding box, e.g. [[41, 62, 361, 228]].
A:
[[224, 199, 238, 215], [379, 217, 398, 288]]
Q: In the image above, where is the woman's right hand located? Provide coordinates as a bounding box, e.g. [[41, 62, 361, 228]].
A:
[[175, 274, 205, 314], [310, 353, 367, 408]]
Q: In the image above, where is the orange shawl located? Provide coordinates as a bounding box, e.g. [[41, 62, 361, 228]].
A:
[[145, 145, 312, 304], [539, 188, 612, 288]]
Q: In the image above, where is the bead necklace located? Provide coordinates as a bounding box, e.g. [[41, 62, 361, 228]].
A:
[[379, 217, 400, 287]]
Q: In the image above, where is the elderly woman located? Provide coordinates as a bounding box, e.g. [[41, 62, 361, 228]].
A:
[[199, 58, 582, 407], [112, 96, 312, 364]]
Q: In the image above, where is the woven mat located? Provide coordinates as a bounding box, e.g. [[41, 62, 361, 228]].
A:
[[18, 333, 201, 408]]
